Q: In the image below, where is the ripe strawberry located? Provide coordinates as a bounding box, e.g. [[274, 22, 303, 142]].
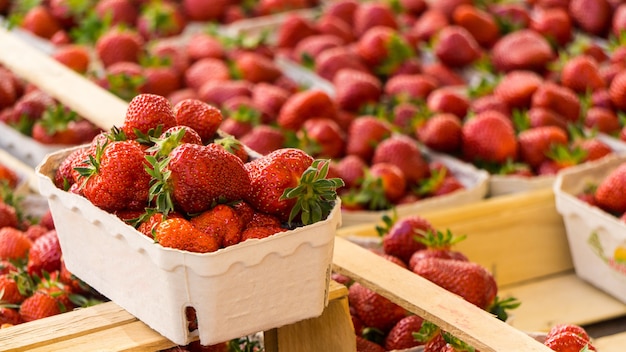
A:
[[382, 215, 434, 265], [372, 135, 429, 185], [461, 111, 518, 165], [353, 2, 398, 37], [410, 9, 449, 42], [0, 163, 18, 190], [182, 0, 229, 21], [356, 335, 385, 352], [184, 58, 231, 91], [297, 117, 346, 159], [569, 0, 611, 36], [452, 4, 500, 48], [139, 65, 181, 98], [530, 7, 573, 47], [232, 52, 282, 84], [584, 107, 620, 134], [518, 126, 569, 170], [276, 15, 319, 48], [413, 257, 497, 309], [240, 125, 286, 156], [19, 291, 63, 322], [292, 34, 344, 64], [154, 217, 219, 253], [240, 225, 288, 241], [362, 162, 408, 204], [348, 282, 407, 333], [52, 45, 91, 74], [0, 274, 26, 304], [546, 324, 591, 342], [314, 46, 370, 81], [0, 228, 31, 261], [434, 26, 482, 68], [495, 70, 544, 110], [385, 315, 425, 350], [324, 0, 358, 26], [191, 204, 243, 248], [561, 55, 605, 94], [408, 229, 469, 269], [544, 331, 597, 352], [609, 71, 626, 112], [333, 69, 382, 113], [491, 29, 555, 73], [122, 93, 177, 139], [384, 74, 439, 102], [277, 90, 337, 131], [173, 98, 222, 143], [0, 201, 18, 230], [334, 155, 367, 190], [426, 87, 470, 119], [345, 116, 393, 162], [531, 82, 580, 123], [20, 5, 62, 40], [416, 113, 463, 154], [0, 307, 21, 326], [421, 62, 466, 87], [355, 26, 414, 75], [136, 0, 186, 40], [95, 27, 144, 68], [198, 80, 253, 109], [315, 15, 354, 44], [95, 0, 139, 26], [613, 4, 626, 37], [11, 89, 56, 124], [251, 83, 290, 122], [27, 230, 62, 277], [526, 107, 568, 131], [594, 163, 626, 215], [77, 140, 152, 212]]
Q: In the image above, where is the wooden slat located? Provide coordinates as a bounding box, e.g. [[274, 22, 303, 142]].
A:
[[0, 28, 128, 130], [595, 331, 626, 352], [332, 236, 553, 352], [0, 148, 38, 192]]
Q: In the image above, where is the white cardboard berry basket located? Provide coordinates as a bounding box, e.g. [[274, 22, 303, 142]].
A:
[[489, 133, 626, 196], [553, 154, 626, 304], [340, 148, 490, 228], [35, 146, 342, 346]]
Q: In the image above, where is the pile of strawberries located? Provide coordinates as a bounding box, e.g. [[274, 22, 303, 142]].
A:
[[0, 162, 104, 328], [52, 93, 342, 253], [0, 64, 101, 145], [577, 159, 626, 223]]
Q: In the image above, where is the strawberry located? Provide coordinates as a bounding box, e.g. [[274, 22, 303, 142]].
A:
[[122, 93, 177, 139], [530, 7, 573, 47], [345, 116, 393, 162], [293, 34, 345, 64], [569, 0, 611, 36], [0, 163, 18, 189], [275, 15, 319, 48], [20, 5, 62, 40], [333, 69, 382, 113], [544, 331, 597, 352], [410, 9, 449, 42], [408, 229, 469, 269], [0, 274, 26, 304], [240, 125, 286, 156], [421, 62, 466, 87], [95, 27, 144, 68], [494, 70, 544, 109], [151, 143, 251, 215], [561, 55, 606, 94], [315, 15, 354, 44], [52, 45, 91, 74], [334, 155, 367, 190], [372, 135, 429, 185], [584, 107, 620, 134], [531, 82, 580, 123], [191, 204, 243, 248], [199, 80, 253, 109], [314, 46, 370, 81], [253, 0, 309, 16], [0, 307, 21, 326], [77, 139, 152, 212], [352, 2, 398, 37], [613, 4, 626, 37], [527, 107, 568, 130], [95, 0, 139, 26], [594, 163, 626, 215], [173, 98, 222, 143], [240, 225, 288, 242], [355, 26, 414, 76], [139, 65, 181, 98], [461, 111, 518, 165], [416, 168, 465, 198], [324, 0, 358, 26], [348, 282, 407, 333], [277, 90, 337, 131], [426, 87, 470, 119], [184, 58, 231, 91], [362, 162, 408, 204], [416, 113, 463, 154], [246, 151, 342, 225], [434, 26, 482, 68], [251, 83, 290, 122], [0, 228, 31, 261], [413, 257, 497, 309], [452, 4, 500, 48], [182, 0, 229, 21], [0, 70, 17, 110], [382, 215, 434, 265], [0, 201, 18, 230], [136, 0, 186, 40], [385, 315, 425, 350], [19, 290, 63, 322], [185, 33, 225, 62], [609, 71, 626, 112], [546, 324, 591, 342], [384, 74, 439, 102], [518, 126, 569, 170], [297, 117, 346, 159], [491, 29, 555, 73], [154, 217, 220, 253], [356, 335, 385, 352], [26, 230, 62, 277], [232, 52, 282, 84]]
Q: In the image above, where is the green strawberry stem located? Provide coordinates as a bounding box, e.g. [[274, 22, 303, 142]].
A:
[[280, 159, 344, 226], [488, 295, 521, 322]]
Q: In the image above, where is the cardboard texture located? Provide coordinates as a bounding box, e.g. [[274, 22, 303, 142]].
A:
[[35, 146, 342, 346], [554, 154, 626, 304]]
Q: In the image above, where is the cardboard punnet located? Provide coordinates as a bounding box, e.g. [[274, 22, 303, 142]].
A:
[[35, 146, 342, 346], [554, 154, 626, 304]]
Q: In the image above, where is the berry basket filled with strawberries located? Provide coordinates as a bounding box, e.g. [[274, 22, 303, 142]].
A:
[[35, 94, 344, 346]]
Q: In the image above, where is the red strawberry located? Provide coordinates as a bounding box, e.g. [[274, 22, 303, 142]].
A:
[[382, 215, 434, 265], [315, 15, 354, 44], [154, 217, 220, 253], [518, 126, 569, 169], [530, 7, 573, 47], [122, 93, 177, 139], [0, 202, 18, 229], [240, 225, 288, 241], [191, 204, 243, 248], [353, 2, 398, 37], [199, 80, 253, 109], [0, 275, 26, 304], [240, 125, 286, 156], [0, 307, 21, 326], [95, 27, 144, 68], [609, 71, 626, 112], [184, 58, 231, 91], [421, 62, 466, 87], [416, 113, 463, 154], [348, 282, 407, 333], [356, 26, 414, 75], [434, 26, 482, 68], [20, 5, 62, 39], [408, 229, 469, 269], [613, 4, 626, 37], [410, 9, 449, 42], [413, 257, 497, 309], [334, 155, 367, 190], [19, 291, 63, 322], [333, 69, 382, 113], [27, 230, 62, 277], [569, 0, 611, 36], [95, 0, 139, 26], [293, 34, 345, 64], [384, 74, 438, 102], [185, 33, 225, 62], [345, 116, 393, 162], [546, 324, 591, 342], [527, 107, 568, 130], [314, 46, 370, 81], [137, 211, 183, 238], [531, 82, 580, 123], [277, 90, 337, 131], [275, 15, 319, 48], [427, 87, 470, 119], [461, 111, 518, 165], [0, 163, 18, 189], [490, 29, 555, 73], [594, 163, 626, 215], [251, 83, 290, 123], [494, 70, 543, 109], [232, 52, 282, 84], [356, 335, 385, 352], [452, 4, 500, 48], [182, 0, 229, 21], [364, 162, 408, 204], [139, 65, 181, 98], [561, 55, 606, 94], [173, 98, 222, 143], [297, 117, 346, 159], [372, 135, 429, 185], [324, 0, 358, 26], [52, 45, 91, 74], [385, 315, 425, 350], [544, 331, 597, 352], [584, 107, 620, 134], [136, 0, 186, 40], [0, 228, 31, 261]]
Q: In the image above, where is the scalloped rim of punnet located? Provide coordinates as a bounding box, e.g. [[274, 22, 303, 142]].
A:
[[554, 153, 626, 305], [35, 145, 342, 346]]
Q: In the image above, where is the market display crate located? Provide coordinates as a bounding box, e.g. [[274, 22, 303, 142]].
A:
[[554, 154, 626, 305]]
